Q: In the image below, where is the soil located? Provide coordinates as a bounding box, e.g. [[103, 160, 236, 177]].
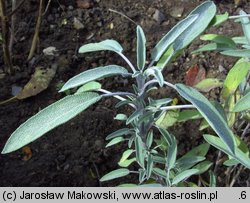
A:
[[0, 0, 250, 186]]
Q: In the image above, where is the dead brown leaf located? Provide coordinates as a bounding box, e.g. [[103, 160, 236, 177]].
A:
[[17, 66, 57, 99]]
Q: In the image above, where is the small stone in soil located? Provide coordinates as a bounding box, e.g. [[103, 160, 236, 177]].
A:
[[73, 17, 84, 30], [170, 6, 184, 18], [153, 9, 166, 24]]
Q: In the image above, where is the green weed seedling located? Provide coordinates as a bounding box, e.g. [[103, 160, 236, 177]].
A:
[[2, 1, 250, 186]]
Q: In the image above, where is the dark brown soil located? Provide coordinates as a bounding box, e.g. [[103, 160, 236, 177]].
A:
[[0, 0, 249, 186]]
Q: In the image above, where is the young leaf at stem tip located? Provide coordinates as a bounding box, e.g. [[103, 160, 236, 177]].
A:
[[136, 25, 146, 70]]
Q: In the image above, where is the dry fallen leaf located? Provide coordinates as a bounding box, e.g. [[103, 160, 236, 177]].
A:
[[17, 66, 57, 99], [185, 65, 206, 86], [22, 146, 32, 161]]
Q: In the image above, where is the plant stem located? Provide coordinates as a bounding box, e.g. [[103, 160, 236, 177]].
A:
[[7, 0, 26, 18], [139, 80, 176, 96], [28, 0, 44, 60], [102, 92, 136, 98], [0, 0, 13, 74], [229, 165, 244, 187], [9, 0, 16, 57], [98, 89, 136, 108], [164, 81, 176, 89], [108, 8, 137, 26], [229, 14, 250, 19], [160, 104, 195, 111], [119, 53, 137, 73], [241, 123, 250, 139]]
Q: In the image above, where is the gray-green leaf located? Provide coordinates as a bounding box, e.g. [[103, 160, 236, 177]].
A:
[[2, 92, 101, 154], [75, 81, 101, 94], [173, 1, 216, 51], [106, 137, 125, 148], [145, 67, 164, 87], [151, 15, 198, 61], [135, 136, 145, 168], [172, 169, 199, 185], [233, 91, 250, 112], [137, 26, 146, 70], [176, 84, 236, 153], [106, 128, 132, 140], [240, 10, 250, 45], [204, 134, 250, 169], [100, 169, 130, 182], [79, 39, 123, 54], [60, 65, 128, 92]]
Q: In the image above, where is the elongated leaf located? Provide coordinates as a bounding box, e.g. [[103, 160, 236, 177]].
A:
[[194, 78, 223, 93], [146, 131, 153, 148], [173, 1, 216, 51], [119, 149, 135, 163], [222, 59, 250, 99], [126, 109, 143, 125], [203, 134, 250, 169], [79, 39, 123, 54], [223, 158, 239, 167], [192, 161, 213, 175], [156, 45, 180, 69], [139, 169, 147, 183], [233, 91, 250, 112], [221, 49, 250, 57], [175, 156, 205, 171], [192, 43, 232, 54], [209, 12, 229, 27], [75, 81, 101, 94], [158, 128, 172, 146], [106, 128, 132, 140], [181, 143, 210, 158], [118, 184, 137, 187], [153, 168, 167, 179], [106, 137, 125, 148], [146, 154, 154, 179], [100, 169, 130, 182], [139, 184, 162, 187], [137, 26, 146, 70], [200, 34, 236, 47], [151, 14, 198, 61], [172, 169, 199, 185], [156, 110, 179, 129], [176, 84, 236, 153], [209, 171, 216, 187], [60, 65, 128, 92], [137, 111, 154, 125], [135, 136, 145, 168], [148, 98, 172, 108], [232, 36, 248, 45], [115, 100, 134, 108], [145, 67, 164, 87], [177, 110, 202, 122], [118, 149, 135, 167], [166, 136, 177, 170], [240, 10, 250, 45], [119, 158, 136, 168], [114, 114, 127, 121], [152, 155, 166, 164], [2, 92, 101, 154]]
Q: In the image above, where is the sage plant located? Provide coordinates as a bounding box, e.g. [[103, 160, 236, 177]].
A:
[[2, 1, 250, 186]]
